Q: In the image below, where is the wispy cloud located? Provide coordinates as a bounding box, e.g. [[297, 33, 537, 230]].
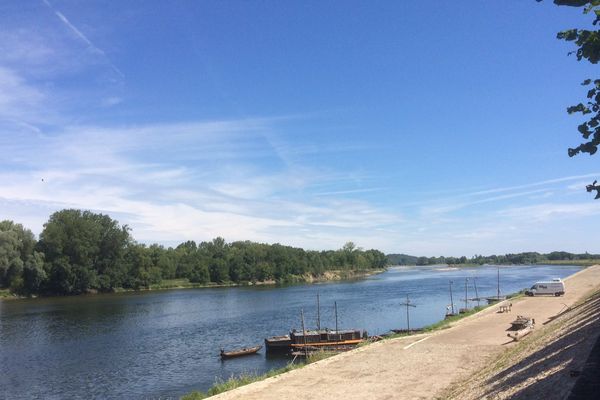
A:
[[0, 117, 402, 250], [498, 202, 600, 222], [42, 0, 124, 77], [465, 173, 600, 197]]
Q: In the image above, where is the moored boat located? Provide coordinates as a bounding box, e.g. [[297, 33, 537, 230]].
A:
[[265, 328, 366, 353], [220, 345, 262, 359]]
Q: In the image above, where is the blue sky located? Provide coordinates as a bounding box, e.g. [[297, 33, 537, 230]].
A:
[[1, 1, 600, 256]]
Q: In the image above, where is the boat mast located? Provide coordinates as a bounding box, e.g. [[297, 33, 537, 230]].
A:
[[334, 301, 338, 333], [464, 278, 469, 311], [497, 266, 501, 300], [301, 309, 308, 357], [317, 292, 321, 331]]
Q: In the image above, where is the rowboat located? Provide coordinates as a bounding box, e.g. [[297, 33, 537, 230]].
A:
[[220, 345, 262, 359]]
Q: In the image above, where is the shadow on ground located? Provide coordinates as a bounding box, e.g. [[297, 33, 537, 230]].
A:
[[475, 291, 600, 399]]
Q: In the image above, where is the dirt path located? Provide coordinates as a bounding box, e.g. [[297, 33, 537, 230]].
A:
[[211, 266, 600, 400]]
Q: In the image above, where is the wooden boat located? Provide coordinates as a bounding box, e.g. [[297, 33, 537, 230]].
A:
[[220, 345, 262, 359], [264, 335, 292, 352], [391, 328, 423, 334], [266, 329, 366, 353], [506, 315, 535, 341], [266, 300, 366, 354]]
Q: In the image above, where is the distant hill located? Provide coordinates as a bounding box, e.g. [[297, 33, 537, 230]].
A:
[[386, 253, 418, 265]]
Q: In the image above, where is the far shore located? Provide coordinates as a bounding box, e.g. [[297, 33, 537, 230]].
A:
[[391, 260, 597, 268], [0, 268, 385, 301]]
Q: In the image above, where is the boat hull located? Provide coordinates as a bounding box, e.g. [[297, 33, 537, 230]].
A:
[[220, 345, 262, 359]]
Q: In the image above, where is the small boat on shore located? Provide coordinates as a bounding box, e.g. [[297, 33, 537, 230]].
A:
[[506, 315, 535, 341], [391, 328, 423, 335], [220, 345, 262, 359]]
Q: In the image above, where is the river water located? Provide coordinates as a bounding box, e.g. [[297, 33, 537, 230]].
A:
[[0, 264, 582, 399]]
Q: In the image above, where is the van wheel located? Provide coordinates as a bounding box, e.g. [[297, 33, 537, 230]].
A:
[[555, 293, 560, 297]]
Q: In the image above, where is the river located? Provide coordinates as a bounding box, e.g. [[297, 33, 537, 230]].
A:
[[0, 264, 582, 399]]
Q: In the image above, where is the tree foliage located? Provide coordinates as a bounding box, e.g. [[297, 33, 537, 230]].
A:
[[37, 209, 132, 294], [0, 210, 388, 296], [0, 220, 43, 293], [543, 1, 600, 196]]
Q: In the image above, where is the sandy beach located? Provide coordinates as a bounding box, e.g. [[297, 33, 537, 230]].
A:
[[210, 265, 600, 400]]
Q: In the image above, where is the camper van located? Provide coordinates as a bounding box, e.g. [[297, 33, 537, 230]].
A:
[[525, 278, 565, 297]]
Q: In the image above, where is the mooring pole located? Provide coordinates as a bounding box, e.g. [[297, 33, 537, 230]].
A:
[[399, 295, 417, 333], [406, 295, 410, 332], [464, 278, 469, 311], [449, 280, 455, 315], [473, 278, 480, 307]]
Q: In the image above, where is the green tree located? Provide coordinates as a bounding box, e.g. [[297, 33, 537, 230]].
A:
[[0, 220, 42, 291], [542, 1, 600, 196], [37, 209, 131, 294], [22, 252, 46, 293], [122, 244, 161, 289]]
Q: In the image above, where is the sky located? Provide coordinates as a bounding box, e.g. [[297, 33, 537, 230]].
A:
[[1, 1, 600, 256]]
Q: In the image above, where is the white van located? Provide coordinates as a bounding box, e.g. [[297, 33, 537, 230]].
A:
[[525, 278, 565, 297]]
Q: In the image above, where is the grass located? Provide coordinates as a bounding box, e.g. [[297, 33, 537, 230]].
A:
[[181, 366, 298, 400], [0, 288, 12, 298], [181, 352, 336, 400]]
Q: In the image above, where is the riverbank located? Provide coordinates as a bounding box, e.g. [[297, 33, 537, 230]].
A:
[[0, 269, 385, 301], [197, 265, 600, 400], [131, 269, 385, 292]]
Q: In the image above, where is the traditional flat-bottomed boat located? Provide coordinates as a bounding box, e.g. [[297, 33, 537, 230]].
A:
[[265, 328, 366, 353], [220, 345, 262, 359]]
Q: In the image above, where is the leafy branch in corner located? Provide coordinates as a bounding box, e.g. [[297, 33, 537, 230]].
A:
[[541, 0, 600, 197]]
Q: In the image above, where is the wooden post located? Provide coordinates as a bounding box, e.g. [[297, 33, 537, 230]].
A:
[[406, 294, 410, 332], [399, 295, 417, 333], [464, 278, 469, 311], [449, 280, 455, 315], [473, 278, 480, 307]]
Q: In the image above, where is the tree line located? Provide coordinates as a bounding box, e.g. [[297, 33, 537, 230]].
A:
[[387, 251, 600, 266], [0, 209, 387, 296]]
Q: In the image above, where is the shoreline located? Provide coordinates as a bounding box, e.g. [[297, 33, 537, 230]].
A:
[[193, 265, 600, 400], [0, 268, 385, 301]]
